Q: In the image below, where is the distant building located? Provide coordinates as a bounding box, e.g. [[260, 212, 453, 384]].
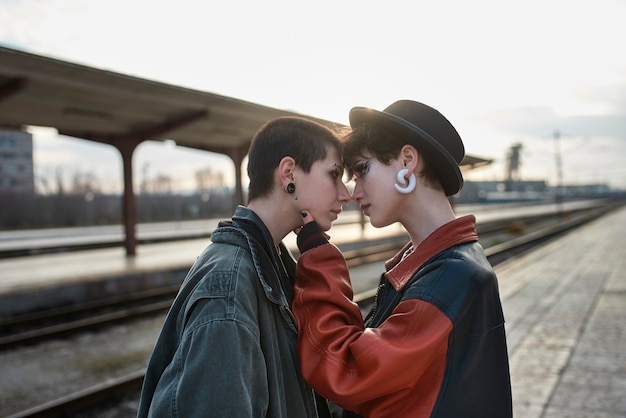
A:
[[0, 129, 34, 194], [456, 180, 548, 204], [556, 183, 614, 199], [455, 180, 617, 204]]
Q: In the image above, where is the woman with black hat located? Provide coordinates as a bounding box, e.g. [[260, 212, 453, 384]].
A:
[[292, 100, 513, 417]]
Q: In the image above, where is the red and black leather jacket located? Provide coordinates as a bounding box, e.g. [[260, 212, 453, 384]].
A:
[[293, 216, 512, 417]]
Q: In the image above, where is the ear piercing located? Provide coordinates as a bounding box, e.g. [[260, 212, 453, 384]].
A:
[[394, 168, 416, 194], [285, 182, 298, 200]]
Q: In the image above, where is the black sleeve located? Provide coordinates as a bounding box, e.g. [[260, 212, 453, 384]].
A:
[[297, 221, 329, 253]]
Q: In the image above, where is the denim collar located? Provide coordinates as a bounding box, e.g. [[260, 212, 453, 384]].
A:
[[217, 205, 295, 306]]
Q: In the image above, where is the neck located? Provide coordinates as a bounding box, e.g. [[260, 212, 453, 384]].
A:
[[247, 194, 299, 246], [400, 187, 456, 247]]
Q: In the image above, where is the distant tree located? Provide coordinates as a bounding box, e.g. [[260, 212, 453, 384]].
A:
[[152, 174, 172, 193], [35, 170, 53, 195], [195, 167, 225, 191], [70, 169, 100, 194], [55, 166, 65, 195]]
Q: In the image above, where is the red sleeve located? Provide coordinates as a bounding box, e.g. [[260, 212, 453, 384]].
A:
[[293, 243, 453, 416]]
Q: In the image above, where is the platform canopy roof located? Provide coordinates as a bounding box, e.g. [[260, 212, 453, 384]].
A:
[[0, 45, 491, 166], [0, 45, 344, 156]]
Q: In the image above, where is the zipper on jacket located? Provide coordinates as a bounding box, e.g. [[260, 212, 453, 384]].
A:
[[364, 273, 387, 327]]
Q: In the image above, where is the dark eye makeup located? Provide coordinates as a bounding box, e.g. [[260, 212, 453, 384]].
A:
[[351, 159, 371, 179]]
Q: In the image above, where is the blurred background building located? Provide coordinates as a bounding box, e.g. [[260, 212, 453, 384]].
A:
[[0, 129, 34, 194]]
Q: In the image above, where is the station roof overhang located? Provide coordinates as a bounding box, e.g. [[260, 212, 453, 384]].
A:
[[0, 45, 343, 158], [0, 45, 490, 168]]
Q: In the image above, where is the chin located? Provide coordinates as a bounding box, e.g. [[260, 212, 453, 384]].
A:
[[318, 219, 332, 232], [369, 216, 391, 229]]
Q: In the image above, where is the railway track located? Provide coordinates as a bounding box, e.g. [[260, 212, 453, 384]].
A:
[[0, 237, 407, 352], [5, 201, 622, 417], [0, 285, 180, 350]]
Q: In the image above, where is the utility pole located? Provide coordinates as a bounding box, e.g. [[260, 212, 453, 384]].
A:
[[554, 130, 563, 213], [505, 143, 523, 191]]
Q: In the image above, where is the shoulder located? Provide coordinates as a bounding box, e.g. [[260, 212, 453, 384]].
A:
[[404, 242, 497, 315], [176, 241, 259, 322], [419, 241, 494, 284]]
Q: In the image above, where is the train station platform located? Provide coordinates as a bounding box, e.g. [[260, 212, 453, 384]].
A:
[[0, 202, 624, 417], [0, 219, 408, 318], [495, 205, 625, 417]]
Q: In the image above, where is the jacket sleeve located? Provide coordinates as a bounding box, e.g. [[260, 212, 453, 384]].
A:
[[146, 305, 269, 417], [293, 243, 453, 414]]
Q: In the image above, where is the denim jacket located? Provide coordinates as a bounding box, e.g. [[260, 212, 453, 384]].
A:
[[138, 206, 329, 417]]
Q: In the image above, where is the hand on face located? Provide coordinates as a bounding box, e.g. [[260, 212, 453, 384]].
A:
[[300, 210, 315, 224], [290, 148, 351, 231], [293, 210, 315, 235]]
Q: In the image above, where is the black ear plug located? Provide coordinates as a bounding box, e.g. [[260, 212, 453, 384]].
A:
[[301, 211, 307, 218]]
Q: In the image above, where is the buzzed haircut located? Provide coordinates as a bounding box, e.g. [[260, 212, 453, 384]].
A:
[[247, 116, 342, 202]]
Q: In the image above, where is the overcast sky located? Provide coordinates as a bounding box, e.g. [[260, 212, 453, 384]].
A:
[[2, 0, 625, 192]]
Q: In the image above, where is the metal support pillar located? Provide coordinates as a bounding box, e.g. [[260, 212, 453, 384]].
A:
[[115, 139, 141, 256], [225, 145, 249, 209]]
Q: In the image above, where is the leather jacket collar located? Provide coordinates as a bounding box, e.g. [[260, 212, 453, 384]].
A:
[[384, 215, 479, 291]]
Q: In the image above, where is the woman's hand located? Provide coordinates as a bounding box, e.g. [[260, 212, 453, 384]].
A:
[[294, 211, 329, 252], [300, 210, 314, 224], [293, 210, 316, 235]]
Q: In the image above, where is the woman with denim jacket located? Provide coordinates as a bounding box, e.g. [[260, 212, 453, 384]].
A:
[[293, 100, 513, 417], [138, 116, 351, 417]]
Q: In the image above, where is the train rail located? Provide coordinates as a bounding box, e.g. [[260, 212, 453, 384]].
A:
[[5, 200, 623, 417]]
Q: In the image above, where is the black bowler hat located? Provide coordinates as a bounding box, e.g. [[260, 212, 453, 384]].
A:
[[349, 100, 465, 196]]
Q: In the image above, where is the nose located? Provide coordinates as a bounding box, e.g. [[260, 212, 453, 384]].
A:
[[351, 180, 363, 201], [338, 181, 352, 204]]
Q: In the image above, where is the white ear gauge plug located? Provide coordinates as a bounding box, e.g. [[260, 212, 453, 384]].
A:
[[394, 168, 416, 194]]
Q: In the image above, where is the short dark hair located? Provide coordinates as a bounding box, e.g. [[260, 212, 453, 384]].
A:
[[342, 124, 442, 191], [247, 116, 343, 202]]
